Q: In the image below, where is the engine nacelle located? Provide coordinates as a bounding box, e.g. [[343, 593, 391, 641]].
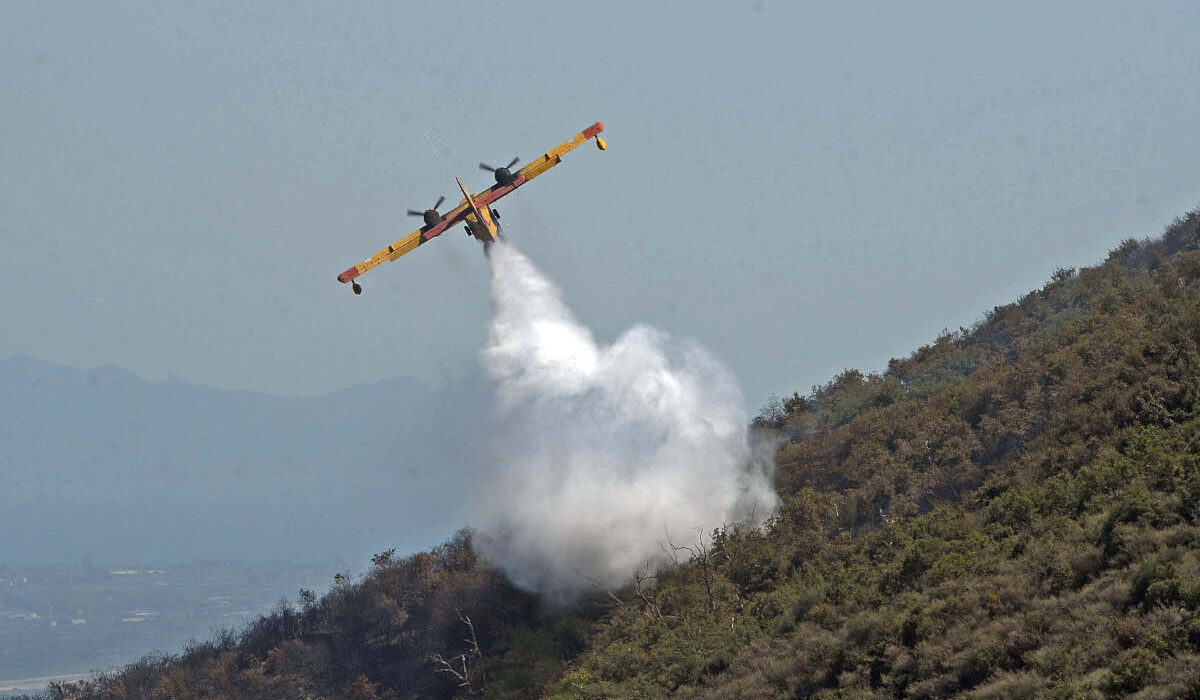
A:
[[493, 167, 516, 186]]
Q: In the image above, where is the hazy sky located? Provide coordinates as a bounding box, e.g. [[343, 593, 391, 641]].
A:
[[3, 1, 1199, 406]]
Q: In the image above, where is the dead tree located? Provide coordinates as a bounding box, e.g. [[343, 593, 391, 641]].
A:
[[432, 610, 487, 694], [664, 529, 719, 614], [633, 567, 665, 625]]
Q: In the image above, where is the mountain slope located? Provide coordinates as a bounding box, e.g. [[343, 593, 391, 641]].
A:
[[37, 209, 1200, 699]]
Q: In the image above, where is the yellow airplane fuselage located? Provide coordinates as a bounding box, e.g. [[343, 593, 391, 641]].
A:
[[456, 177, 500, 243]]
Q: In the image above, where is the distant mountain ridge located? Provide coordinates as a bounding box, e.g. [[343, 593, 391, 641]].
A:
[[0, 355, 488, 564]]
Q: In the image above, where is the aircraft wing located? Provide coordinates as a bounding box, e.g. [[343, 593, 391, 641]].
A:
[[467, 122, 605, 210], [336, 203, 471, 285]]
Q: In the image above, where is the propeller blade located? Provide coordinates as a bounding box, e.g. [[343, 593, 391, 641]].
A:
[[407, 209, 424, 217], [506, 156, 520, 169], [433, 195, 445, 210], [479, 163, 496, 172]]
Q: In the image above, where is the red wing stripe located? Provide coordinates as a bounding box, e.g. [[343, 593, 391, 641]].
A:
[[472, 180, 522, 208]]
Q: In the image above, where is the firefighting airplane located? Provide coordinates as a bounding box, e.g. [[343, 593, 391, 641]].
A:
[[337, 121, 606, 294]]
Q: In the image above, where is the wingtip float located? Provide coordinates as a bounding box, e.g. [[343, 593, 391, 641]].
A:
[[336, 121, 606, 295]]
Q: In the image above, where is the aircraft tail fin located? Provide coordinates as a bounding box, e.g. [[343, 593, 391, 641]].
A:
[[456, 177, 499, 243], [456, 178, 483, 219]]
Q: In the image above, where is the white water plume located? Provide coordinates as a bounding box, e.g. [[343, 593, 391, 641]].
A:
[[472, 242, 778, 602]]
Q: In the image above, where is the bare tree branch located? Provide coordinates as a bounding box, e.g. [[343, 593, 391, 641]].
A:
[[633, 567, 665, 625], [431, 610, 487, 694]]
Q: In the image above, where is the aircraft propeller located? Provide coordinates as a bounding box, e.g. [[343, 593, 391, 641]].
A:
[[407, 195, 446, 227], [480, 156, 520, 186]]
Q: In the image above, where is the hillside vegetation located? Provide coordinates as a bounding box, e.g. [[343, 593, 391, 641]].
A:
[[41, 210, 1200, 699]]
